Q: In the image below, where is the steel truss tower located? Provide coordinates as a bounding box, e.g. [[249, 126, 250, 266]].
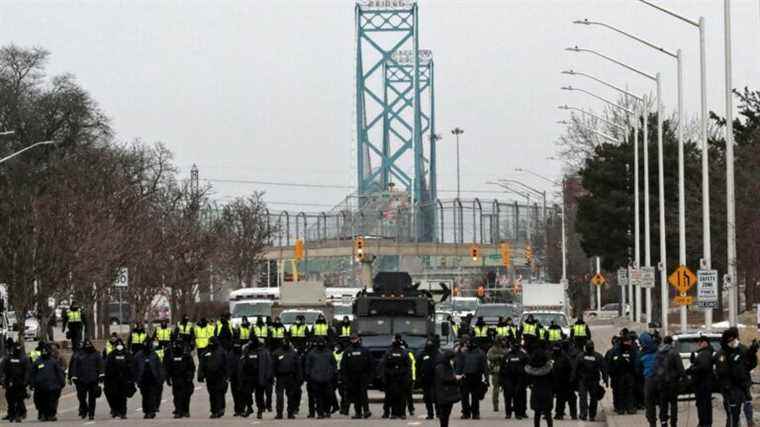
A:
[[355, 0, 437, 219]]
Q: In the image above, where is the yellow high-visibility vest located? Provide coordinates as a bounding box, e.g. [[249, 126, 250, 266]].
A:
[[508, 326, 518, 337], [473, 326, 489, 338], [255, 326, 269, 338], [131, 332, 147, 345], [451, 324, 459, 336], [67, 310, 82, 323], [548, 329, 563, 342], [408, 352, 416, 382], [195, 325, 215, 349], [156, 327, 172, 342], [339, 326, 352, 337], [522, 323, 537, 336], [271, 327, 285, 339], [495, 326, 509, 337], [572, 324, 587, 337], [177, 323, 193, 336], [239, 326, 251, 341], [290, 325, 307, 338], [156, 349, 164, 361], [215, 321, 233, 335], [105, 343, 113, 355], [333, 351, 343, 367], [313, 323, 329, 336], [30, 350, 41, 362]]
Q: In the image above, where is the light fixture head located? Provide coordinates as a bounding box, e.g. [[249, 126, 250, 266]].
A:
[[572, 19, 590, 25]]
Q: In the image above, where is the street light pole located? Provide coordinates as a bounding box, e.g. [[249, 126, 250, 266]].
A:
[[0, 140, 57, 165], [451, 128, 464, 200], [724, 0, 738, 327], [655, 72, 670, 334]]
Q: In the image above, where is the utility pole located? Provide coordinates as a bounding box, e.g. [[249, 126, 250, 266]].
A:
[[451, 128, 464, 200]]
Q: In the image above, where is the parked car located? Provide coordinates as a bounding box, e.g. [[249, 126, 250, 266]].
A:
[[673, 332, 721, 370]]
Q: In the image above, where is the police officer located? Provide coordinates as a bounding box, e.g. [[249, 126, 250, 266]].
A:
[[173, 315, 195, 349], [198, 336, 230, 418], [305, 337, 337, 418], [254, 317, 270, 346], [570, 316, 591, 349], [336, 316, 352, 347], [31, 344, 66, 422], [236, 316, 252, 344], [69, 339, 104, 420], [714, 327, 758, 427], [552, 342, 576, 420], [416, 338, 438, 420], [460, 339, 487, 419], [573, 341, 607, 422], [128, 322, 148, 355], [458, 314, 473, 339], [609, 332, 638, 415], [135, 340, 164, 419], [2, 340, 31, 422], [153, 318, 173, 349], [341, 335, 373, 419], [521, 314, 541, 352], [688, 335, 715, 427], [311, 314, 332, 346], [103, 333, 119, 358], [605, 336, 621, 413], [472, 317, 491, 349], [104, 339, 133, 419], [273, 340, 302, 419], [486, 336, 506, 412], [500, 339, 528, 419], [288, 315, 309, 352], [165, 339, 195, 418], [240, 336, 272, 419], [383, 336, 411, 419], [229, 339, 246, 416], [447, 315, 460, 338], [194, 318, 215, 357], [62, 302, 85, 351], [331, 342, 346, 415], [546, 320, 565, 345], [215, 313, 235, 351]]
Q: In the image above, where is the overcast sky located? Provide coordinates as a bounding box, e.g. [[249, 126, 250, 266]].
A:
[[2, 0, 758, 211]]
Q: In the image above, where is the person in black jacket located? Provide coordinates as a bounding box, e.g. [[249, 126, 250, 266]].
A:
[[609, 333, 639, 415], [104, 339, 133, 419], [460, 339, 487, 419], [240, 336, 272, 419], [198, 336, 229, 418], [688, 335, 715, 427], [134, 339, 164, 419], [2, 340, 31, 422], [652, 336, 684, 427], [165, 339, 196, 418], [383, 336, 411, 419], [551, 343, 576, 420], [573, 341, 607, 422], [341, 335, 373, 419], [714, 328, 759, 427], [69, 339, 104, 420], [228, 339, 246, 417], [500, 340, 528, 420], [304, 337, 337, 419], [31, 344, 66, 422], [526, 349, 555, 427], [415, 339, 438, 420], [434, 350, 462, 427], [273, 340, 302, 419]]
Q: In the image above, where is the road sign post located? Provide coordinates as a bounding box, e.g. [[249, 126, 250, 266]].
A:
[[617, 269, 628, 318], [696, 269, 719, 310], [630, 268, 642, 322], [113, 268, 128, 334]]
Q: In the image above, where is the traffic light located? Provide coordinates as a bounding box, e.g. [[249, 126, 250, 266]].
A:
[[499, 242, 511, 267], [354, 236, 365, 261], [524, 244, 534, 265], [294, 239, 305, 260], [469, 244, 480, 261]]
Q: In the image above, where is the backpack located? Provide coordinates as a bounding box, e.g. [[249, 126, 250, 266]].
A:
[[652, 350, 670, 387]]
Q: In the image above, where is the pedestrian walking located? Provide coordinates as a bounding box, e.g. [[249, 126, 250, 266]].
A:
[[153, 318, 173, 349], [500, 339, 528, 420], [215, 313, 234, 352], [416, 338, 438, 420], [2, 340, 31, 422], [714, 327, 758, 427], [194, 318, 215, 357], [31, 344, 66, 422], [198, 336, 230, 418], [135, 340, 165, 419], [68, 339, 104, 420], [228, 340, 246, 416], [62, 302, 85, 351], [687, 335, 715, 427], [164, 339, 195, 418], [486, 336, 506, 412], [104, 339, 134, 419], [572, 341, 607, 422], [173, 315, 195, 349], [609, 332, 639, 415], [434, 350, 462, 427], [341, 335, 373, 419], [652, 336, 684, 427], [305, 337, 337, 418], [526, 349, 555, 427], [551, 342, 576, 420], [239, 336, 272, 419], [569, 316, 591, 350], [460, 339, 487, 419], [128, 322, 148, 355], [273, 340, 302, 419]]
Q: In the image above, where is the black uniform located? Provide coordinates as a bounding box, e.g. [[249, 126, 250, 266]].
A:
[[2, 344, 31, 422], [31, 352, 66, 421], [382, 342, 411, 419], [551, 344, 577, 420], [525, 351, 554, 427], [714, 334, 758, 427], [341, 340, 373, 418], [608, 339, 639, 415], [173, 317, 195, 350], [460, 343, 487, 419], [134, 346, 165, 418], [68, 342, 104, 419], [62, 306, 85, 351], [104, 343, 133, 418], [273, 342, 302, 419], [500, 345, 528, 419], [688, 343, 715, 427], [415, 343, 438, 419], [164, 341, 196, 418], [434, 351, 462, 427], [198, 340, 230, 418], [228, 342, 246, 416], [573, 344, 607, 422], [304, 342, 337, 418], [239, 338, 273, 418]]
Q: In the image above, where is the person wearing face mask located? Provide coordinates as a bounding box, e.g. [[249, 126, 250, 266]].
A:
[[215, 313, 234, 352], [273, 340, 302, 419], [104, 339, 133, 419], [572, 341, 607, 422], [198, 336, 230, 418], [173, 314, 195, 350], [486, 337, 507, 413], [715, 327, 758, 427], [239, 335, 272, 419], [416, 338, 438, 420], [228, 339, 246, 416], [269, 316, 286, 350], [687, 335, 715, 427], [128, 322, 148, 355], [304, 337, 337, 419], [153, 318, 173, 350], [382, 336, 411, 419], [288, 315, 309, 353], [134, 339, 165, 419], [551, 342, 576, 420], [311, 314, 333, 347], [341, 335, 372, 419], [434, 350, 462, 427], [68, 339, 105, 420], [2, 340, 31, 422], [165, 339, 195, 418], [500, 339, 528, 420], [236, 316, 252, 345], [31, 343, 65, 422], [194, 317, 215, 357], [337, 316, 352, 347], [609, 332, 639, 415]]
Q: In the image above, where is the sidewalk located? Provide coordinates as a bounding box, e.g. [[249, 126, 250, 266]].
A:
[[605, 395, 760, 427]]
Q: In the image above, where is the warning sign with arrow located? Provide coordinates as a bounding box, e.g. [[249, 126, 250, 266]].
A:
[[668, 265, 697, 293], [591, 272, 606, 286]]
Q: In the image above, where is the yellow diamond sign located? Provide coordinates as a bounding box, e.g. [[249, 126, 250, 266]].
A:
[[668, 265, 697, 293], [591, 272, 606, 286]]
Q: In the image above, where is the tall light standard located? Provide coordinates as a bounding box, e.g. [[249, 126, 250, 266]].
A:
[[574, 19, 689, 333], [0, 140, 57, 165], [634, 0, 713, 328], [561, 73, 647, 322], [565, 47, 670, 333], [451, 128, 464, 200], [557, 119, 621, 144], [723, 0, 738, 326]]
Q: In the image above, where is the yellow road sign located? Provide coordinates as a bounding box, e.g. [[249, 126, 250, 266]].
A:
[[673, 295, 693, 306], [668, 265, 697, 293], [591, 272, 606, 286]]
